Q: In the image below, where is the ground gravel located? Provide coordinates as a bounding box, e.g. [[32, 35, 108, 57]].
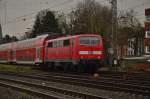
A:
[[0, 74, 148, 99], [0, 86, 40, 99]]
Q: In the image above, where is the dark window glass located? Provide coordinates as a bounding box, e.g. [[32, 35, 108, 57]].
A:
[[59, 40, 63, 47], [64, 39, 70, 46], [47, 42, 52, 47], [148, 46, 150, 52], [80, 37, 100, 46], [148, 33, 150, 37]]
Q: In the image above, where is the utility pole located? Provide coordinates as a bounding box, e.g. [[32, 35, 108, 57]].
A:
[[109, 0, 118, 71], [112, 0, 117, 57], [4, 0, 7, 23], [0, 23, 2, 43]]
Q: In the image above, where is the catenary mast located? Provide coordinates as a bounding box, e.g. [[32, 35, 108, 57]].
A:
[[0, 23, 2, 41], [109, 0, 118, 71]]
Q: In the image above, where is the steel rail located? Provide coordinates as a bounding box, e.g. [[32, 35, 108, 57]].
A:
[[0, 71, 149, 97], [0, 76, 107, 99]]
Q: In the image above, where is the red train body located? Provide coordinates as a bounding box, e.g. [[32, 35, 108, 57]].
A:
[[0, 34, 105, 72]]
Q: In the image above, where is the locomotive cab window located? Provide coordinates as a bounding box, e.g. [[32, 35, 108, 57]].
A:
[[80, 37, 100, 46]]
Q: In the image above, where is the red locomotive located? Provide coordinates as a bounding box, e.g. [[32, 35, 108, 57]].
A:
[[0, 34, 104, 73]]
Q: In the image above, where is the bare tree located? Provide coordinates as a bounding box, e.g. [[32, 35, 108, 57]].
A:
[[117, 9, 145, 56], [57, 13, 70, 34], [69, 0, 112, 35], [118, 10, 144, 46]]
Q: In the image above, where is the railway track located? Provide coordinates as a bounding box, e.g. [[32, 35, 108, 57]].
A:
[[30, 73, 150, 96], [0, 71, 107, 99], [0, 79, 73, 99], [43, 72, 150, 87], [0, 71, 149, 99]]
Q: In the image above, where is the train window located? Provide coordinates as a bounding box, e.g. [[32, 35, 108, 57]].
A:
[[60, 40, 63, 47], [63, 39, 70, 46], [80, 37, 90, 45], [47, 42, 52, 47], [80, 37, 100, 46], [91, 37, 100, 45], [57, 41, 60, 47], [53, 41, 57, 48], [146, 46, 150, 53], [52, 41, 59, 48], [56, 41, 59, 47]]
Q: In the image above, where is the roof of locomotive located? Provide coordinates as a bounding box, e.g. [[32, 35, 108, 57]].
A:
[[47, 34, 102, 42]]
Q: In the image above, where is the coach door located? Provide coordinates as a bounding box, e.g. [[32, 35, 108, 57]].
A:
[[36, 47, 40, 63], [8, 50, 13, 62], [12, 50, 16, 62]]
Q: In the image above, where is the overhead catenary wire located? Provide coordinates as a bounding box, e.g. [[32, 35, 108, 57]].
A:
[[2, 0, 149, 37], [1, 0, 109, 26], [126, 1, 150, 10], [1, 0, 75, 25], [2, 0, 149, 26]]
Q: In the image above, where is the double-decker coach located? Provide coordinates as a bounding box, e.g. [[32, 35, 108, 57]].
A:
[[15, 35, 48, 64], [0, 43, 12, 63], [0, 34, 48, 64]]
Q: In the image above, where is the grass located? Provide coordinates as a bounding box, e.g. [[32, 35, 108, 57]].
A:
[[0, 64, 43, 73], [121, 59, 149, 72]]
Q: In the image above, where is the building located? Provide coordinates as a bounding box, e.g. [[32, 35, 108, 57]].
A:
[[124, 8, 150, 71], [127, 38, 136, 56], [144, 8, 150, 56], [127, 8, 150, 57], [126, 36, 144, 57]]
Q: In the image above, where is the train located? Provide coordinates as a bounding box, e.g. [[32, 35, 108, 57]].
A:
[[0, 34, 105, 73]]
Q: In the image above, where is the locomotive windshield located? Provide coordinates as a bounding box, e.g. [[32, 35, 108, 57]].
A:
[[80, 36, 100, 46]]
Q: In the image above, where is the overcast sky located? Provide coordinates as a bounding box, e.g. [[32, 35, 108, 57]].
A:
[[0, 0, 150, 37]]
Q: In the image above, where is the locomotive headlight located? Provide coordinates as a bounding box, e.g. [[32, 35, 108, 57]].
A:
[[79, 51, 88, 54], [147, 60, 150, 62], [93, 51, 102, 54]]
